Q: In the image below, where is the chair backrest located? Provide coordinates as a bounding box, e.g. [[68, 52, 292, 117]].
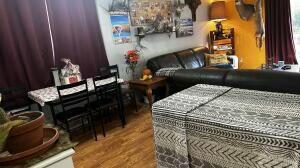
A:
[[93, 72, 119, 102], [51, 68, 61, 86], [0, 85, 29, 111], [99, 65, 120, 78], [57, 80, 89, 112]]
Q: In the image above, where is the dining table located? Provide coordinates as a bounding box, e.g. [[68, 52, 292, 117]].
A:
[[28, 77, 124, 125]]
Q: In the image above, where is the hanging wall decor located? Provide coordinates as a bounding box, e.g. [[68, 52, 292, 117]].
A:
[[185, 0, 201, 22], [176, 18, 193, 38], [235, 0, 265, 48], [109, 0, 129, 12], [129, 0, 174, 34], [110, 13, 132, 44], [129, 0, 172, 26]]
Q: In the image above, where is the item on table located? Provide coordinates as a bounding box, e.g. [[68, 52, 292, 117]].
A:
[[140, 68, 153, 81], [60, 58, 82, 85], [278, 61, 285, 67], [281, 65, 291, 70]]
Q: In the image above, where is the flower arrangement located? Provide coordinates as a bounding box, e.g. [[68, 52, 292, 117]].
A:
[[125, 50, 140, 79]]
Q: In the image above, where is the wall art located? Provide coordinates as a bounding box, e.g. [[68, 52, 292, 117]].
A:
[[129, 0, 173, 27], [175, 18, 193, 38], [109, 0, 129, 12], [110, 13, 132, 44]]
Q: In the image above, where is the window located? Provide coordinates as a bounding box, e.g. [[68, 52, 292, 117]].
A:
[[291, 0, 300, 62]]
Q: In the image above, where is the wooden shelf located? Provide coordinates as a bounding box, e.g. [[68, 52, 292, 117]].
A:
[[209, 28, 235, 55]]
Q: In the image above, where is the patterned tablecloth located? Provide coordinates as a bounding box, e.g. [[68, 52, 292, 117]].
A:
[[152, 84, 300, 168], [28, 78, 124, 106]]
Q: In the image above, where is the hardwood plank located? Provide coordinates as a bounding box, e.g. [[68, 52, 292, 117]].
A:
[[72, 106, 156, 168]]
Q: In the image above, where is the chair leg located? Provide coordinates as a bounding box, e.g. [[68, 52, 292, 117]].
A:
[[108, 108, 113, 122], [65, 120, 72, 141], [50, 104, 58, 126], [81, 118, 85, 132], [99, 110, 106, 137], [118, 96, 126, 124], [132, 92, 138, 112], [117, 103, 125, 128], [88, 114, 98, 141]]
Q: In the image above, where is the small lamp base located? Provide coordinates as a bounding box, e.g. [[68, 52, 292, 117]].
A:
[[215, 21, 224, 39]]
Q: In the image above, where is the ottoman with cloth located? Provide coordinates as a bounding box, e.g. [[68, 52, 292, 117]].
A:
[[152, 84, 300, 168]]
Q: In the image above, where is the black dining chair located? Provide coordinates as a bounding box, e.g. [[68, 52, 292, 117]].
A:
[[0, 85, 34, 115], [90, 72, 125, 137], [56, 80, 98, 141], [99, 65, 138, 112]]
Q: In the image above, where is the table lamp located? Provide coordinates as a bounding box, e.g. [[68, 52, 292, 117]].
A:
[[210, 1, 226, 39]]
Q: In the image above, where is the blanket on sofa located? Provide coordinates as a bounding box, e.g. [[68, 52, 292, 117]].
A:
[[152, 84, 300, 168], [155, 68, 183, 77]]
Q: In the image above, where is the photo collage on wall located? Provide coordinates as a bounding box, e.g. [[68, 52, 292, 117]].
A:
[[129, 0, 173, 26], [109, 0, 194, 45]]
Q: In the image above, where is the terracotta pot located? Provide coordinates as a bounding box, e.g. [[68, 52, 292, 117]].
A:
[[0, 128, 59, 165], [6, 112, 45, 154]]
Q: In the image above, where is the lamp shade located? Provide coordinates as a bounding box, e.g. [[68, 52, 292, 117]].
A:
[[210, 1, 226, 21]]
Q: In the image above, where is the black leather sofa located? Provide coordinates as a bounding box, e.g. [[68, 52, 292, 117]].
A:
[[147, 46, 300, 95], [173, 68, 300, 94], [147, 47, 234, 74]]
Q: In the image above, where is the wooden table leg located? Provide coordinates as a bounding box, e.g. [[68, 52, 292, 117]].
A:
[[118, 84, 126, 125], [37, 104, 43, 112], [165, 83, 169, 97], [146, 87, 153, 108]]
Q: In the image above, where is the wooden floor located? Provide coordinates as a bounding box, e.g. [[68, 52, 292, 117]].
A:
[[72, 106, 156, 168]]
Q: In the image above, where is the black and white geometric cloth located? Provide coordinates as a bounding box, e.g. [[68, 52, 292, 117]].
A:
[[155, 68, 183, 77], [28, 78, 124, 106], [152, 84, 300, 168]]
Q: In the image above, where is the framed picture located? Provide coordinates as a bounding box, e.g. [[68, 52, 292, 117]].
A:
[[129, 0, 173, 26], [176, 18, 194, 38], [110, 13, 132, 44], [110, 0, 129, 12]]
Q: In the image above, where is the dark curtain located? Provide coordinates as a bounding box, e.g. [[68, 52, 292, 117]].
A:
[[0, 0, 54, 90], [46, 0, 108, 78], [265, 0, 298, 64]]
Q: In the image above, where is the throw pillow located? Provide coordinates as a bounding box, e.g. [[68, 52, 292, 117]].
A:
[[205, 54, 229, 66]]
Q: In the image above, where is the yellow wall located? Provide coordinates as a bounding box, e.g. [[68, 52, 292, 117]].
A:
[[213, 0, 266, 69]]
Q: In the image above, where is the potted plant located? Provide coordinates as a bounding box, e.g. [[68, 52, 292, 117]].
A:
[[0, 108, 45, 154]]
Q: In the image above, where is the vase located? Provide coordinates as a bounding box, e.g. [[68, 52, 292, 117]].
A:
[[131, 69, 136, 80], [126, 65, 137, 80]]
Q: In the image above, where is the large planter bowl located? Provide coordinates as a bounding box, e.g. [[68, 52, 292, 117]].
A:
[[0, 127, 59, 165], [6, 112, 45, 154]]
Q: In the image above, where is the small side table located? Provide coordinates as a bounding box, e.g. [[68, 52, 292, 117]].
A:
[[129, 77, 169, 108]]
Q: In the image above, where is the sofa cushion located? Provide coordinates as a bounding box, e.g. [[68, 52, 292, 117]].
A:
[[192, 47, 209, 67], [147, 53, 183, 73], [175, 49, 201, 69]]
